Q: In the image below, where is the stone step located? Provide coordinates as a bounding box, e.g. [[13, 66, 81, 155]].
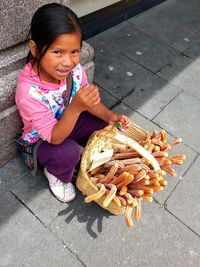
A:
[[0, 105, 22, 146], [0, 43, 28, 78], [0, 141, 19, 169], [0, 70, 21, 112]]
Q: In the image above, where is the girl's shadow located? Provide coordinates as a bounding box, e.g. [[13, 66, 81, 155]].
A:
[[57, 190, 114, 238]]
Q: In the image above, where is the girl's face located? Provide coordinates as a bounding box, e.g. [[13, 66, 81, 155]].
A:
[[36, 32, 81, 84]]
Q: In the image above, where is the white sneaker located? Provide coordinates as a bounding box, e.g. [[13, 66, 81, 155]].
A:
[[44, 167, 76, 202]]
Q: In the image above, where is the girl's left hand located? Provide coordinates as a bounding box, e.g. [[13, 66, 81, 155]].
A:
[[108, 112, 131, 128]]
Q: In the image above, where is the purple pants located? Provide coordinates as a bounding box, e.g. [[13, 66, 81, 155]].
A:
[[38, 112, 106, 183]]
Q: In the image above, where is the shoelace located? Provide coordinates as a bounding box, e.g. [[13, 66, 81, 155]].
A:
[[64, 183, 74, 192]]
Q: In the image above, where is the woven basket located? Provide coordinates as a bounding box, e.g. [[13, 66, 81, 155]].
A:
[[76, 122, 149, 215]]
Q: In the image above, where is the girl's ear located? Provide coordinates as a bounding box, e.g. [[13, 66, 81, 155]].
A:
[[28, 40, 38, 58]]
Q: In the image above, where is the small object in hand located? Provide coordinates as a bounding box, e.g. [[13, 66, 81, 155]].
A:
[[115, 120, 129, 131]]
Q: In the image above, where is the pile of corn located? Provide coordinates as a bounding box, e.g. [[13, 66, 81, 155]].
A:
[[84, 129, 186, 227]]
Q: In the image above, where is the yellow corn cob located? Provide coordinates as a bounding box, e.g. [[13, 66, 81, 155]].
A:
[[85, 183, 106, 203]]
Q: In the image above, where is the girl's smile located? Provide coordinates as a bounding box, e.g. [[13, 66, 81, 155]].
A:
[[33, 32, 81, 84]]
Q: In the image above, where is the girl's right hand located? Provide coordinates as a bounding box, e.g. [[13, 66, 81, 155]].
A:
[[70, 84, 101, 113]]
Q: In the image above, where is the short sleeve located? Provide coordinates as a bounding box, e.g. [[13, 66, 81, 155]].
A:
[[18, 96, 57, 142], [80, 65, 88, 87]]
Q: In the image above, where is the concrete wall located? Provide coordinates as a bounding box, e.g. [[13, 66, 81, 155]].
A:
[[69, 0, 120, 17]]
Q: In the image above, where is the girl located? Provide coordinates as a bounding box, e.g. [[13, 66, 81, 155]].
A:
[[15, 3, 130, 203]]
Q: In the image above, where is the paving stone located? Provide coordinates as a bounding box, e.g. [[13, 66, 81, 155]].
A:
[[0, 43, 27, 77], [112, 103, 197, 204], [153, 92, 200, 153], [87, 37, 152, 99], [129, 0, 200, 52], [11, 170, 70, 226], [158, 54, 200, 99], [0, 141, 19, 168], [182, 42, 200, 59], [50, 196, 200, 267], [0, 155, 29, 194], [166, 156, 200, 236], [0, 70, 21, 111], [177, 0, 200, 9], [94, 21, 130, 38], [95, 22, 179, 73], [154, 142, 197, 205], [0, 191, 82, 267], [123, 74, 182, 120], [99, 87, 118, 108]]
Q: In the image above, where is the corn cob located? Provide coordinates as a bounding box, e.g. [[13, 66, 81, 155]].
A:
[[113, 152, 141, 160], [116, 174, 134, 190], [134, 169, 147, 182], [85, 183, 106, 203], [168, 154, 186, 160], [99, 163, 119, 184], [119, 186, 128, 196], [117, 195, 127, 206], [112, 195, 122, 207], [170, 138, 182, 146], [134, 199, 141, 221], [111, 171, 130, 185], [127, 189, 144, 197], [125, 205, 134, 227], [160, 130, 167, 143], [123, 192, 134, 205], [103, 184, 117, 208], [158, 178, 168, 186], [161, 165, 176, 177], [141, 194, 153, 202], [131, 185, 154, 195]]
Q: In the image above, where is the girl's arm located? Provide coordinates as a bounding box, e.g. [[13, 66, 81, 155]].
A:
[[88, 101, 130, 126], [51, 84, 100, 144]]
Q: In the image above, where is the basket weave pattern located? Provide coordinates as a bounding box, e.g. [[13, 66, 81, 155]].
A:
[[76, 123, 148, 215]]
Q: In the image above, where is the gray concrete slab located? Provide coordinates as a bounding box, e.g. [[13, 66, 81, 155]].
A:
[[122, 74, 182, 120], [11, 170, 71, 227], [158, 55, 200, 99], [99, 86, 119, 108], [154, 142, 198, 205], [129, 0, 200, 52], [177, 0, 200, 9], [50, 197, 200, 267], [183, 42, 200, 58], [153, 92, 200, 153], [0, 155, 28, 194], [0, 141, 19, 169], [166, 156, 200, 236], [0, 192, 82, 267], [95, 21, 179, 73], [87, 37, 152, 99], [112, 103, 197, 204]]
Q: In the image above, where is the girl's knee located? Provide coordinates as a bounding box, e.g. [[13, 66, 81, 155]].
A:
[[57, 139, 82, 165]]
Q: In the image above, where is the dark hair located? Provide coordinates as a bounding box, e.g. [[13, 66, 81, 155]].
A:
[[26, 3, 84, 64]]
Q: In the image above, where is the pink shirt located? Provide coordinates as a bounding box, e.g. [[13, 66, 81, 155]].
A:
[[15, 62, 88, 143]]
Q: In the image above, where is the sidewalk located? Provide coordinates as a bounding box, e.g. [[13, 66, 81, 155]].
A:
[[1, 0, 200, 266]]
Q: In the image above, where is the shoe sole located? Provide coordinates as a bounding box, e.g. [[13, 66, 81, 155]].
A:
[[44, 167, 76, 203]]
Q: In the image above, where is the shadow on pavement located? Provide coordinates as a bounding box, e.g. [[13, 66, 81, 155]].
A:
[[57, 192, 112, 238]]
